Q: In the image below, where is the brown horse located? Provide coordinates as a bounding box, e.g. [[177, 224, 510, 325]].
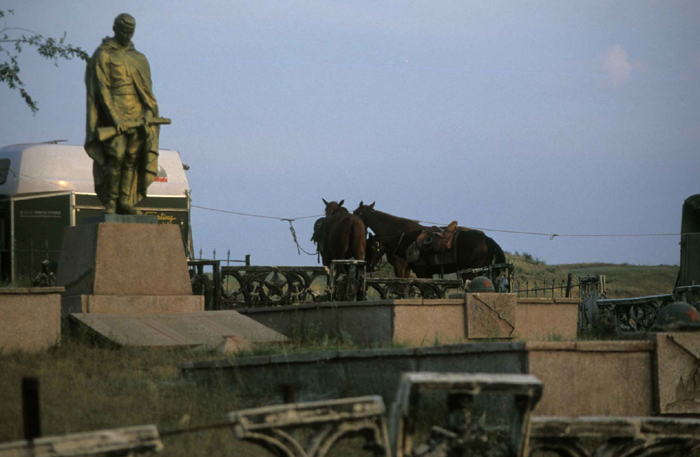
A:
[[354, 201, 506, 278], [318, 199, 367, 268]]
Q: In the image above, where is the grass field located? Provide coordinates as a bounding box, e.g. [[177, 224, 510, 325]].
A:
[[0, 331, 378, 456]]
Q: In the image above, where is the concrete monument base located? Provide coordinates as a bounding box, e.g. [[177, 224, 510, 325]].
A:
[[57, 220, 198, 318]]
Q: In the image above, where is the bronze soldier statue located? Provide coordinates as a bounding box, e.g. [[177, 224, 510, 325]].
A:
[[85, 13, 169, 215]]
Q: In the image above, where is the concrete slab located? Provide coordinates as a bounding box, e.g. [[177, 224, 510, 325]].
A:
[[71, 310, 288, 348], [654, 332, 700, 415], [466, 293, 517, 339]]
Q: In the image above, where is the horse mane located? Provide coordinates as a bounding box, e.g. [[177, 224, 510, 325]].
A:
[[325, 202, 350, 217], [360, 206, 424, 234]]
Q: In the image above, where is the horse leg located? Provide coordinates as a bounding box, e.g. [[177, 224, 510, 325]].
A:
[[388, 254, 412, 278]]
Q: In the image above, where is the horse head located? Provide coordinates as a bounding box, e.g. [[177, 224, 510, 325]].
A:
[[353, 200, 375, 219], [322, 198, 348, 217], [365, 233, 385, 270]]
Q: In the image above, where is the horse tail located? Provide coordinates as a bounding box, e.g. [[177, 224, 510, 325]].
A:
[[486, 236, 506, 265]]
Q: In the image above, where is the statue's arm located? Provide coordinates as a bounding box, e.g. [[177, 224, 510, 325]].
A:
[[93, 50, 125, 133]]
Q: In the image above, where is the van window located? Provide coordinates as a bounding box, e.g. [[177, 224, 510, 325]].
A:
[[0, 159, 10, 185]]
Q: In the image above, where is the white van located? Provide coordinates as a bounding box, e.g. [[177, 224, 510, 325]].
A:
[[0, 142, 193, 281]]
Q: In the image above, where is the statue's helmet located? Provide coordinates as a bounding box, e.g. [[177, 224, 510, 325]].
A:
[[467, 276, 496, 293], [653, 302, 700, 332], [113, 13, 136, 31]]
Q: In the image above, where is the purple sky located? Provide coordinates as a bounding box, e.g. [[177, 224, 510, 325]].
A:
[[1, 0, 698, 266]]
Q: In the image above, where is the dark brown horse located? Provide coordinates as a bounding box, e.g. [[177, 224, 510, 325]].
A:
[[354, 201, 505, 278], [318, 199, 367, 268]]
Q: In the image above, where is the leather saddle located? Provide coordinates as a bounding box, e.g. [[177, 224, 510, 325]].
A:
[[416, 220, 459, 253]]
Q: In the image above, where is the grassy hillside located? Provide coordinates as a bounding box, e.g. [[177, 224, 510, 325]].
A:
[[506, 251, 678, 298], [369, 251, 679, 299]]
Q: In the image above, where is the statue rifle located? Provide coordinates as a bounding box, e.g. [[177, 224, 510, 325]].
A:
[[97, 117, 171, 142]]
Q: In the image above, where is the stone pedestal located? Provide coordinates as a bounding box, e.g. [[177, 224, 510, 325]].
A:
[[57, 220, 203, 318]]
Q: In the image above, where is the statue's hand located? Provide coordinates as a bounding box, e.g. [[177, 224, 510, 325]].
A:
[[116, 121, 129, 135]]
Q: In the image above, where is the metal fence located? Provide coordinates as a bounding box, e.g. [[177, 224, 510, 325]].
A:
[[512, 274, 580, 299]]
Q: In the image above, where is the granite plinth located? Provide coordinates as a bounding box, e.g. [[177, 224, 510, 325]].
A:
[[57, 223, 191, 296]]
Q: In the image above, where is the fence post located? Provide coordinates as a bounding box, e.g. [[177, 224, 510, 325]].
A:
[[566, 273, 572, 298], [552, 279, 555, 299], [213, 249, 216, 261], [227, 249, 231, 267], [22, 377, 41, 441], [199, 248, 202, 260], [245, 254, 251, 267]]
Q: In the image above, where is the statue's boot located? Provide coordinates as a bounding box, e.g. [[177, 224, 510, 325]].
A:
[[103, 166, 120, 214], [118, 166, 143, 215]]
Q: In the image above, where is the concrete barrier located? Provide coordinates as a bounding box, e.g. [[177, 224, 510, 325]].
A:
[[238, 296, 579, 345], [178, 342, 528, 406], [527, 340, 655, 417], [179, 338, 675, 418], [0, 287, 63, 353]]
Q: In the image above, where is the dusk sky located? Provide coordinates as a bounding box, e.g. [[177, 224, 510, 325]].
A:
[[1, 0, 698, 267]]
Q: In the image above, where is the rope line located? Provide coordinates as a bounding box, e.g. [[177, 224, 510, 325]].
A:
[[191, 204, 322, 222], [283, 219, 317, 256], [417, 220, 693, 239]]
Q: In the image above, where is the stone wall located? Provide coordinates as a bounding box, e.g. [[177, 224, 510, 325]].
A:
[[515, 298, 579, 341], [179, 342, 528, 406], [0, 287, 63, 353], [527, 340, 655, 417], [239, 296, 578, 345]]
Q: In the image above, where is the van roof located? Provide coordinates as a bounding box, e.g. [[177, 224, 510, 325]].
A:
[[0, 143, 190, 197]]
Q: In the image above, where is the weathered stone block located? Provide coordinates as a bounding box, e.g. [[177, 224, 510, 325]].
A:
[[57, 222, 192, 296], [393, 303, 465, 345], [514, 298, 578, 340], [0, 424, 162, 457], [0, 288, 62, 353], [527, 341, 655, 416], [654, 332, 700, 415], [465, 293, 517, 339]]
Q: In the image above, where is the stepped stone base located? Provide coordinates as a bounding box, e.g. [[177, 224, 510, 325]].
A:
[[62, 294, 203, 318], [57, 222, 191, 297]]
